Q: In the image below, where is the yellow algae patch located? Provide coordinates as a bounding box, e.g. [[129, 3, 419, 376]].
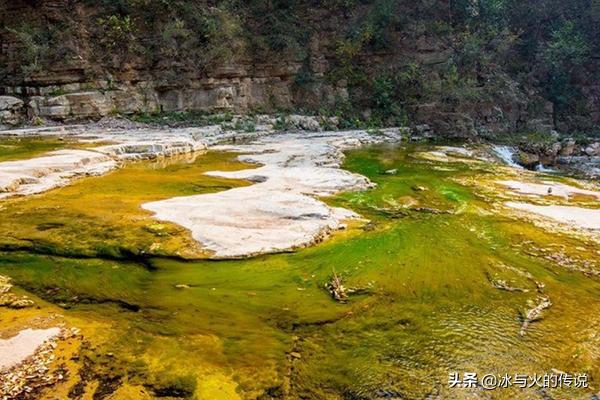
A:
[[0, 282, 108, 400], [196, 373, 242, 400], [0, 136, 100, 163], [0, 151, 255, 259], [105, 385, 155, 400]]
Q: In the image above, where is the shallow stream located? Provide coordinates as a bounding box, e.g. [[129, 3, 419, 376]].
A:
[[0, 138, 598, 399]]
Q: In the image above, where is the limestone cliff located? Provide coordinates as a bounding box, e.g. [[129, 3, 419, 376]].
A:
[[0, 0, 598, 138]]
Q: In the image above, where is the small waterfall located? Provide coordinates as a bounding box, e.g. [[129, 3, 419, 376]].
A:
[[492, 145, 523, 169], [536, 164, 557, 173]]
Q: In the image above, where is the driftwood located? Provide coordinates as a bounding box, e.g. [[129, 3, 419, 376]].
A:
[[520, 297, 552, 336], [324, 273, 374, 303], [414, 207, 450, 214], [485, 270, 529, 293], [489, 264, 546, 293], [325, 272, 348, 303], [490, 278, 528, 292]]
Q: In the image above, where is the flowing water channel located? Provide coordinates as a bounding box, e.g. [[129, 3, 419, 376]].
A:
[[0, 135, 598, 400]]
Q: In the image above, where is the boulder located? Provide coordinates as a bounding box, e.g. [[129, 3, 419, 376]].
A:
[[110, 88, 159, 115], [286, 115, 321, 131], [34, 91, 114, 120], [549, 142, 562, 157], [584, 142, 600, 157], [560, 138, 577, 156], [66, 91, 113, 118], [0, 96, 25, 125], [40, 94, 71, 118], [517, 151, 540, 169], [215, 87, 235, 109]]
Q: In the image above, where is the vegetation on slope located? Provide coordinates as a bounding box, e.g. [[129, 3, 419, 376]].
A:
[[1, 0, 599, 132]]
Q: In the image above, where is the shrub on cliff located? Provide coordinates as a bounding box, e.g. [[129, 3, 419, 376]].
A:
[[543, 21, 590, 116]]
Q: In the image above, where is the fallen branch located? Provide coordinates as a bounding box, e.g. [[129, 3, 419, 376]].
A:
[[324, 273, 375, 304], [520, 297, 552, 336], [325, 272, 348, 303], [485, 270, 528, 293], [490, 279, 528, 293]]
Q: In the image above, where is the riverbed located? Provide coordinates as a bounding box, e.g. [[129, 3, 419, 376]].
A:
[[0, 129, 598, 400]]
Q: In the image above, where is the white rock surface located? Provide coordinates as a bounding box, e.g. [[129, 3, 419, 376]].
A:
[[498, 180, 600, 200], [506, 202, 600, 231], [0, 96, 23, 111], [0, 124, 402, 257], [0, 124, 269, 198], [0, 150, 117, 199], [143, 129, 402, 258], [416, 146, 486, 163], [0, 328, 61, 371]]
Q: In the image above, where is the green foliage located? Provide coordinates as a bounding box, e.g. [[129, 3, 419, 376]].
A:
[[544, 21, 590, 72], [89, 1, 245, 70], [338, 0, 401, 57], [294, 61, 316, 88], [455, 27, 517, 71], [49, 88, 67, 97], [7, 25, 51, 75], [199, 6, 245, 66], [371, 75, 403, 124], [7, 22, 77, 76], [477, 0, 509, 27], [160, 18, 194, 59], [329, 0, 404, 86], [96, 14, 134, 51], [154, 3, 245, 70], [348, 0, 400, 50], [369, 63, 426, 125], [232, 119, 256, 132], [543, 21, 590, 114], [244, 0, 310, 58]]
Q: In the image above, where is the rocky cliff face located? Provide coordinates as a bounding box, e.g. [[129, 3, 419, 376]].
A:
[[0, 0, 597, 138]]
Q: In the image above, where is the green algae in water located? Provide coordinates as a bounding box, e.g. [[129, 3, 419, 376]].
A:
[[0, 136, 97, 162], [0, 144, 599, 399]]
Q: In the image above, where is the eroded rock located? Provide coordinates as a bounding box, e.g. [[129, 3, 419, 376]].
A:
[[0, 124, 270, 199], [0, 150, 117, 199], [516, 151, 540, 169], [0, 96, 25, 126], [143, 129, 402, 258], [498, 180, 600, 200], [506, 202, 600, 231]]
